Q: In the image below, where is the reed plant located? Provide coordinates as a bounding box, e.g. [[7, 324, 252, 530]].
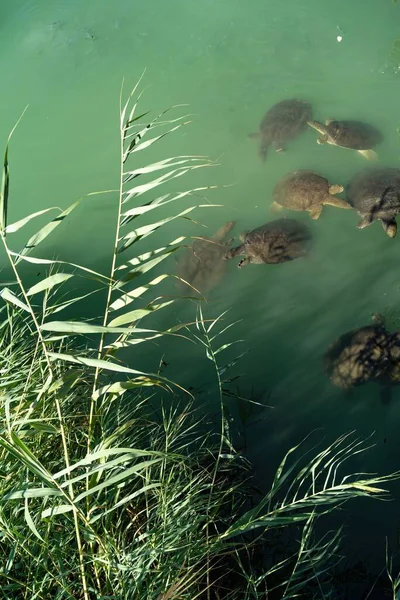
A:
[[0, 76, 396, 599]]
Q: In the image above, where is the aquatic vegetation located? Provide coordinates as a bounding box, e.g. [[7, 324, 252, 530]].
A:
[[0, 78, 397, 599]]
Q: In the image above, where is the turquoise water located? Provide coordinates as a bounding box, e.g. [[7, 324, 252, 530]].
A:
[[2, 0, 400, 590]]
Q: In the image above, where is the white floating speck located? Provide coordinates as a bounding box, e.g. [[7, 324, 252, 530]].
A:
[[337, 35, 343, 42]]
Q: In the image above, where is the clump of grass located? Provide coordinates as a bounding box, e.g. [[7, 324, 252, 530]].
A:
[[0, 76, 396, 599]]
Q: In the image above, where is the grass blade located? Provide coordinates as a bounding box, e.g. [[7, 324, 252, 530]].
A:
[[5, 208, 59, 234], [0, 145, 10, 233], [0, 288, 30, 312], [17, 199, 83, 262], [27, 273, 74, 297]]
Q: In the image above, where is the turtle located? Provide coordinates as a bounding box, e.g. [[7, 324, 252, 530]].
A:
[[346, 167, 400, 237], [176, 221, 236, 295], [307, 118, 383, 161], [272, 170, 350, 219], [224, 218, 312, 268], [249, 99, 312, 161], [372, 330, 400, 404], [324, 314, 391, 390]]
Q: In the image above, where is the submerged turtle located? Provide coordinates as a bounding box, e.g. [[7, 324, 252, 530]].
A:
[[250, 99, 312, 161], [176, 221, 236, 295], [324, 314, 390, 390], [307, 119, 383, 160], [224, 218, 312, 268], [272, 170, 350, 219], [347, 167, 400, 237]]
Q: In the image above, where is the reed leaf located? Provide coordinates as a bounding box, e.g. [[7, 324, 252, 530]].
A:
[[26, 273, 74, 297]]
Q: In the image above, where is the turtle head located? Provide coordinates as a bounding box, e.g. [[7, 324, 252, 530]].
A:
[[382, 219, 397, 238], [371, 313, 385, 327], [307, 120, 328, 136], [224, 244, 244, 260]]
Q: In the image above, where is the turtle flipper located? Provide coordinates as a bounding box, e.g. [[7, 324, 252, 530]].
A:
[[271, 201, 284, 213], [329, 183, 344, 195], [317, 135, 328, 145], [323, 196, 352, 210], [381, 219, 397, 238], [212, 220, 236, 242], [357, 216, 372, 229], [308, 204, 323, 219], [357, 149, 378, 161]]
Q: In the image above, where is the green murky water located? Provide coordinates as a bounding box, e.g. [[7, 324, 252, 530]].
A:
[[2, 0, 400, 590]]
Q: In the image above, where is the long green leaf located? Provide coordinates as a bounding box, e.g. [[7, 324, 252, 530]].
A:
[[108, 300, 174, 327], [10, 251, 109, 281], [17, 198, 83, 262], [115, 254, 176, 284], [41, 321, 137, 334], [124, 122, 187, 159], [118, 206, 197, 254], [41, 504, 74, 519], [53, 448, 161, 480], [0, 288, 30, 312], [48, 351, 152, 375], [92, 379, 157, 400], [109, 274, 168, 311], [25, 498, 44, 542], [123, 156, 205, 183], [123, 166, 198, 204], [0, 107, 28, 234], [5, 208, 58, 234], [89, 483, 161, 523], [0, 145, 9, 233], [115, 237, 185, 273], [5, 488, 62, 500], [27, 273, 74, 297], [74, 458, 163, 502]]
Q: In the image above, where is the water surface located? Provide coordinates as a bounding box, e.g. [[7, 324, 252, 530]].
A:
[[2, 0, 400, 591]]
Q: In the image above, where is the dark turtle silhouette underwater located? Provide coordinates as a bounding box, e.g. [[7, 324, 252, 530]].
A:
[[324, 315, 391, 390], [224, 218, 312, 268], [177, 221, 236, 295], [250, 99, 312, 161]]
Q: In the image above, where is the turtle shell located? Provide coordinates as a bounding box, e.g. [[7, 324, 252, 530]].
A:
[[259, 99, 312, 148], [325, 323, 390, 389], [242, 218, 312, 264], [382, 331, 400, 383], [326, 120, 383, 150], [347, 167, 400, 221], [273, 170, 330, 211]]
